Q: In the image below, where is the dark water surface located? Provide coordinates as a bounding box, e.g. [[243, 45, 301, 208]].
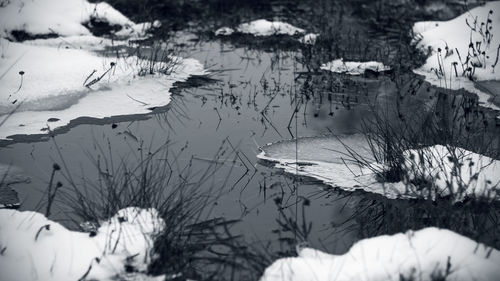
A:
[[0, 35, 377, 254]]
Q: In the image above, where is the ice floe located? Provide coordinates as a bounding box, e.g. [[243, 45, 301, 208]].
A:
[[320, 58, 391, 75], [0, 207, 165, 281], [260, 227, 500, 281], [257, 135, 500, 201], [413, 1, 500, 111]]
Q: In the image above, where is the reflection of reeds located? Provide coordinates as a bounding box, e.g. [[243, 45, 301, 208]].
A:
[[328, 191, 500, 251]]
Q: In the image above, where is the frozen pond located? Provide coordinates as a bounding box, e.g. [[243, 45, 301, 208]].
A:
[[1, 0, 500, 280]]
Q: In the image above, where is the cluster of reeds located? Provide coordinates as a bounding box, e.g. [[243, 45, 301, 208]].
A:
[[433, 9, 499, 82], [42, 138, 268, 280], [338, 82, 499, 200]]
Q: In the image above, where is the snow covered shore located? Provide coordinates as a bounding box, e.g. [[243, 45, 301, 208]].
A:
[[0, 0, 205, 140], [260, 227, 500, 281], [413, 1, 500, 111], [0, 207, 165, 281]]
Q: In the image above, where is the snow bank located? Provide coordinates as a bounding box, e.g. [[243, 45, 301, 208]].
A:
[[0, 0, 159, 39], [260, 227, 500, 281], [413, 1, 500, 111], [0, 38, 205, 139], [215, 19, 313, 39], [320, 58, 391, 75], [257, 135, 500, 201], [0, 207, 165, 281]]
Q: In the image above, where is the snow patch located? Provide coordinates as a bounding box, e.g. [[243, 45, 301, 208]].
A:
[[299, 33, 318, 45], [260, 227, 500, 281], [214, 27, 235, 36], [0, 38, 205, 139], [258, 135, 500, 201], [0, 0, 157, 39], [0, 207, 165, 281], [215, 19, 306, 37], [320, 58, 391, 75], [412, 1, 500, 111]]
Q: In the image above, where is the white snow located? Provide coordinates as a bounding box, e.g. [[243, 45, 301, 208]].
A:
[[260, 227, 500, 281], [320, 58, 391, 75], [298, 33, 318, 45], [412, 1, 500, 111], [0, 207, 165, 281], [215, 19, 306, 37], [0, 38, 205, 139], [214, 27, 235, 36], [258, 136, 500, 201], [0, 0, 157, 39]]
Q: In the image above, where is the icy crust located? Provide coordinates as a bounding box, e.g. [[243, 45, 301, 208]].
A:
[[260, 227, 500, 281], [0, 0, 159, 39], [257, 135, 500, 201], [320, 58, 391, 75], [0, 207, 165, 281], [0, 38, 205, 139], [412, 1, 500, 111]]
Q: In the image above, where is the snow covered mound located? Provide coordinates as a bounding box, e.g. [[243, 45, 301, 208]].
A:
[[215, 19, 309, 37], [260, 227, 500, 281], [0, 0, 159, 39], [258, 135, 500, 201], [413, 1, 500, 111], [321, 58, 391, 75], [0, 38, 205, 139], [0, 207, 165, 281]]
